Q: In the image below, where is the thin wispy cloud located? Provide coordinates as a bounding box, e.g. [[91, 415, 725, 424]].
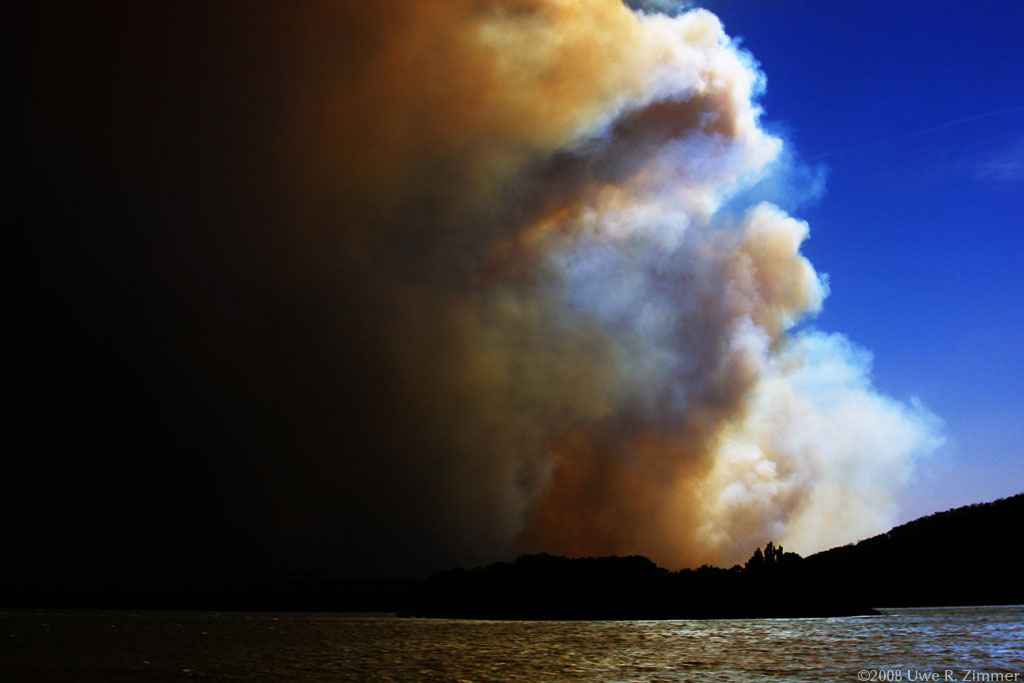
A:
[[967, 137, 1024, 184], [807, 106, 1024, 161]]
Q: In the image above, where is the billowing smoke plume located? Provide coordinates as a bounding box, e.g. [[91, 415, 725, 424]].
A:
[[295, 0, 941, 570], [13, 0, 942, 583]]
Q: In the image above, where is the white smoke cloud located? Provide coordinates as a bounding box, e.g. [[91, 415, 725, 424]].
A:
[[699, 331, 945, 561], [489, 7, 942, 566], [293, 0, 944, 570], [624, 0, 695, 16]]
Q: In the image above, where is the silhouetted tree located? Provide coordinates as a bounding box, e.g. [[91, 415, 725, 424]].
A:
[[745, 546, 765, 571], [744, 542, 788, 572]]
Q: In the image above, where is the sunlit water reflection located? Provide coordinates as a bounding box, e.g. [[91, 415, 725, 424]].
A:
[[2, 605, 1021, 681]]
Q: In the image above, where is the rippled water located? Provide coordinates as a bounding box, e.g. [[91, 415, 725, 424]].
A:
[[2, 605, 1021, 681]]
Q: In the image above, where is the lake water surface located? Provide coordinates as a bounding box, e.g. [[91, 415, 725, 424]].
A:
[[2, 605, 1021, 682]]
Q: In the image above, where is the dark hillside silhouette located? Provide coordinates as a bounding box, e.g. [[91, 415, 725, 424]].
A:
[[803, 493, 1023, 607], [401, 494, 1023, 619], [1, 494, 1019, 614], [400, 547, 873, 619]]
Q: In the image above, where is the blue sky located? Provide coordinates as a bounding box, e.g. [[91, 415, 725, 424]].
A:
[[706, 0, 1024, 521]]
